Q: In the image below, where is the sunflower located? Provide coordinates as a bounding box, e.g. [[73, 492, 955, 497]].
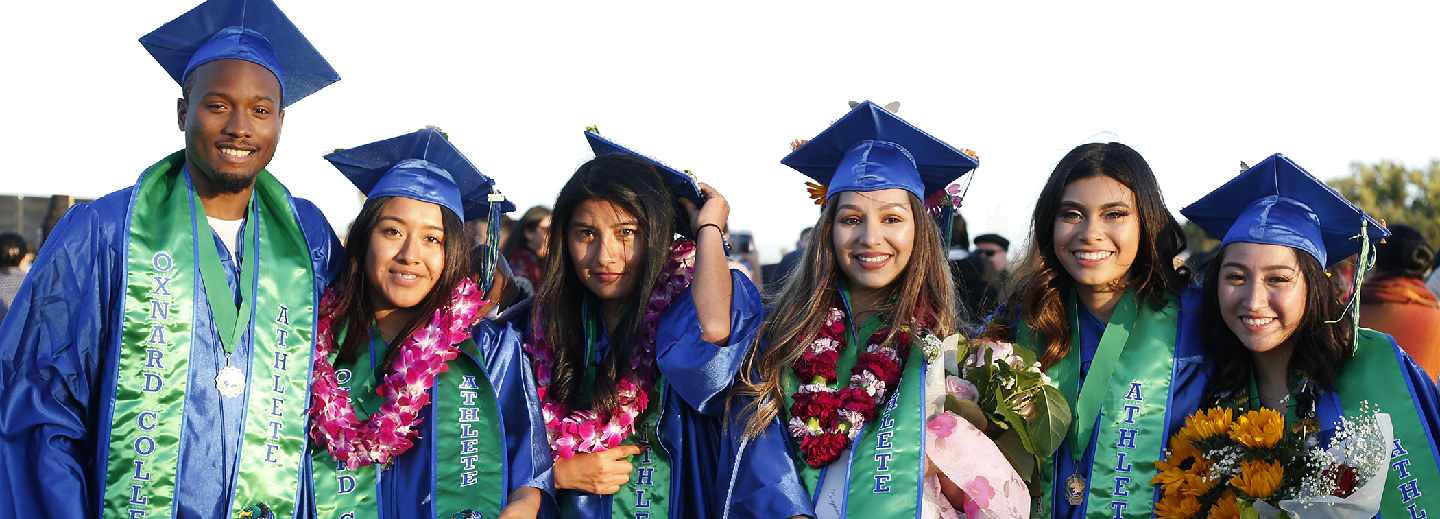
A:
[[1152, 457, 1192, 495], [1181, 465, 1219, 497], [1231, 459, 1285, 499], [1154, 491, 1202, 519], [1228, 408, 1285, 448], [1208, 490, 1241, 519], [1167, 429, 1202, 463], [1185, 407, 1234, 441]]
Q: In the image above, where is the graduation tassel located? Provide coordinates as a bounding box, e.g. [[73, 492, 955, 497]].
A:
[[1328, 219, 1378, 355], [480, 193, 505, 299]]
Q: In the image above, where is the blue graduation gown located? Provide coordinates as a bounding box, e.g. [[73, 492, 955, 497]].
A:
[[302, 318, 553, 518], [0, 178, 341, 519], [1047, 286, 1212, 519], [713, 336, 818, 519], [519, 270, 762, 519]]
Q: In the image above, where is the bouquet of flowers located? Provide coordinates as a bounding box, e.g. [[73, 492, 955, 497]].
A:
[[1151, 404, 1393, 519], [927, 334, 1072, 486]]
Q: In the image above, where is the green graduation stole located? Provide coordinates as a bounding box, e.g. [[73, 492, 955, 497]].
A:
[[781, 313, 927, 517], [557, 309, 674, 519], [311, 335, 507, 519], [1027, 290, 1177, 519], [105, 152, 315, 518], [1336, 330, 1440, 519], [609, 379, 671, 519]]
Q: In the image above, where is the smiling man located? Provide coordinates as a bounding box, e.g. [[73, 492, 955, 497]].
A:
[[0, 1, 341, 517]]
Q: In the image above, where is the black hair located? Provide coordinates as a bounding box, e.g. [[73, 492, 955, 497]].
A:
[[329, 196, 472, 367], [0, 233, 25, 269], [1374, 224, 1435, 280], [949, 212, 970, 250], [534, 154, 676, 418], [1202, 243, 1352, 395], [973, 233, 1010, 251]]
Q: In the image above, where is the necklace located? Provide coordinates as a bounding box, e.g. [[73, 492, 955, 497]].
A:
[[526, 240, 695, 460], [308, 277, 485, 469], [1258, 387, 1291, 405]]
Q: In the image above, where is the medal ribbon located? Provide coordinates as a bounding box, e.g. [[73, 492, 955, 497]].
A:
[[188, 168, 256, 355], [1029, 289, 1176, 519], [105, 153, 315, 518], [1332, 330, 1440, 519]]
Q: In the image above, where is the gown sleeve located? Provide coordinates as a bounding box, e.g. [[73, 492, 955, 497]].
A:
[[655, 270, 764, 416], [717, 339, 816, 519], [473, 302, 558, 519], [0, 202, 119, 519]]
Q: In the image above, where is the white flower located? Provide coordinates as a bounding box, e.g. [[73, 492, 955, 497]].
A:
[[788, 416, 816, 437], [798, 383, 835, 394]]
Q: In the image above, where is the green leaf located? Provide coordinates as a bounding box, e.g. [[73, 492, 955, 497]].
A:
[[945, 396, 990, 431], [993, 428, 1038, 484], [1238, 499, 1260, 519], [994, 397, 1038, 455], [1029, 385, 1071, 455]]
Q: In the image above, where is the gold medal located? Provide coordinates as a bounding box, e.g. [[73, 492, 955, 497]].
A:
[[1065, 473, 1087, 506], [216, 356, 245, 398]]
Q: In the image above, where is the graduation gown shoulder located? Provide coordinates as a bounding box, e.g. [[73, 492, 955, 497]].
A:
[[0, 176, 341, 519]]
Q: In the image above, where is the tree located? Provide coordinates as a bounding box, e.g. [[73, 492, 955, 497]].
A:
[[1326, 158, 1440, 250]]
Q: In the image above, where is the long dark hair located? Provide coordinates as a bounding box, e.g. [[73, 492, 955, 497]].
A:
[[980, 142, 1189, 369], [732, 190, 959, 440], [499, 205, 552, 259], [1203, 244, 1352, 395], [329, 196, 472, 367], [535, 154, 676, 417]]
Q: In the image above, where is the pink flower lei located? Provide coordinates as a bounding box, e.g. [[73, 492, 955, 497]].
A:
[[525, 239, 696, 460], [787, 305, 934, 466], [308, 277, 486, 469]]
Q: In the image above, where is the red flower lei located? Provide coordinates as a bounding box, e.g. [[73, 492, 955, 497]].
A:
[[787, 305, 931, 466], [525, 240, 696, 459], [308, 277, 486, 469]]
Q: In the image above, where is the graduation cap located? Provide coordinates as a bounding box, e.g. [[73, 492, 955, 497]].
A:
[[140, 0, 340, 107], [326, 127, 513, 297], [584, 128, 705, 240], [325, 128, 513, 222], [781, 101, 980, 201], [1181, 153, 1389, 268]]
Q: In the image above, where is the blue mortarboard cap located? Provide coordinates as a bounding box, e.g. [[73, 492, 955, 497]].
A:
[[782, 101, 979, 200], [325, 128, 513, 222], [140, 0, 340, 107], [584, 129, 704, 239], [1181, 153, 1389, 268]]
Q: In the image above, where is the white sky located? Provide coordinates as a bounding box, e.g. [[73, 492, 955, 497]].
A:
[[4, 1, 1438, 263]]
